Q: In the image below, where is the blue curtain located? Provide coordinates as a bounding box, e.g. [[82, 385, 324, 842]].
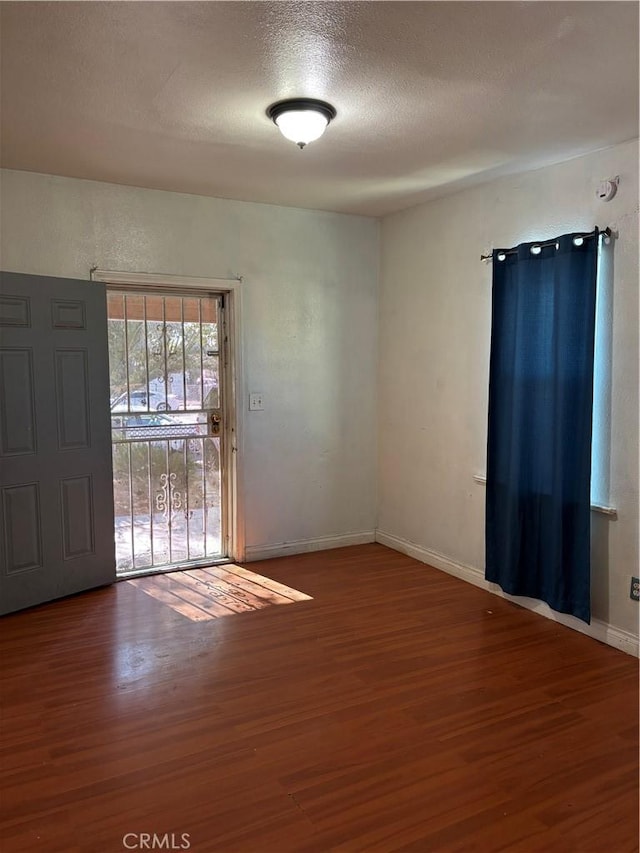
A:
[[485, 231, 599, 623]]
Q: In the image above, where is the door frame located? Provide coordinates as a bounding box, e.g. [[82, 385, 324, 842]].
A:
[[91, 269, 246, 564]]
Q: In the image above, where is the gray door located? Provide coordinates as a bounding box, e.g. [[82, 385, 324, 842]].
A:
[[0, 271, 115, 615]]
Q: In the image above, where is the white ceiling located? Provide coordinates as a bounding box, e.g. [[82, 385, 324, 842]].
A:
[[1, 1, 638, 217]]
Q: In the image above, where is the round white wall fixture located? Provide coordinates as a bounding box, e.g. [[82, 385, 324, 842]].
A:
[[596, 177, 619, 202]]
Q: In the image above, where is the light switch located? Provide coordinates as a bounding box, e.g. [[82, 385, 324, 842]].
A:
[[249, 392, 264, 411]]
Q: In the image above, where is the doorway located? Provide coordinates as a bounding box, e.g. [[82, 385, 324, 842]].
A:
[[106, 289, 229, 576]]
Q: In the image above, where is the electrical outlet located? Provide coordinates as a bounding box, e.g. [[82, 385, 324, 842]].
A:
[[249, 392, 264, 411], [631, 577, 640, 602]]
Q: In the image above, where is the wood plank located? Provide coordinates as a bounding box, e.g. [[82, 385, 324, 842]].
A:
[[127, 577, 215, 621], [0, 543, 637, 852], [181, 570, 268, 612], [217, 564, 313, 601], [196, 566, 301, 605], [136, 572, 238, 618]]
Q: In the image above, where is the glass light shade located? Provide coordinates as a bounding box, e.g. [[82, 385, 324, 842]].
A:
[[274, 110, 329, 146]]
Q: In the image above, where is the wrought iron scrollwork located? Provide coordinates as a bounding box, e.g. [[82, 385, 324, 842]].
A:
[[156, 472, 182, 520]]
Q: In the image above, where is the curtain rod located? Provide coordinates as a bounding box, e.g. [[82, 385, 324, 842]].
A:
[[480, 227, 612, 262]]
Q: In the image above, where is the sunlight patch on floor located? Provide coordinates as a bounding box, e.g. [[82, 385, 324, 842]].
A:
[[127, 564, 312, 621]]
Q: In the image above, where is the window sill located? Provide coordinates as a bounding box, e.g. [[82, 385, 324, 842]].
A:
[[472, 474, 617, 518]]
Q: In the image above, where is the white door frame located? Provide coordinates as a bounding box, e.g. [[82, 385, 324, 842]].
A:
[[91, 269, 246, 563]]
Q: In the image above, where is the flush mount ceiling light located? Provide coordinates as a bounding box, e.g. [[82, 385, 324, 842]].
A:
[[267, 98, 337, 149]]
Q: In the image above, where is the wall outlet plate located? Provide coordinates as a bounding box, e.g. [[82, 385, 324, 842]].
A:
[[631, 577, 640, 602], [249, 392, 264, 411]]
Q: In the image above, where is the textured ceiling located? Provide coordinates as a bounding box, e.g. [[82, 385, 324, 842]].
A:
[[1, 1, 638, 216]]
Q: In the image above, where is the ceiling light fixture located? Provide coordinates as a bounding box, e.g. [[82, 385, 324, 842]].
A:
[[267, 98, 337, 149]]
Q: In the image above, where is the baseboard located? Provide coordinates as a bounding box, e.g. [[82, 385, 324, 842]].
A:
[[244, 530, 376, 562], [375, 530, 639, 658]]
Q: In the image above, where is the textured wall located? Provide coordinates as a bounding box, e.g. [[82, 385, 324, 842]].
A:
[[0, 169, 379, 553], [378, 139, 639, 636]]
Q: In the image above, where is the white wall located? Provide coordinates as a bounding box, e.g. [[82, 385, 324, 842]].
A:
[[378, 140, 639, 640], [0, 169, 379, 556]]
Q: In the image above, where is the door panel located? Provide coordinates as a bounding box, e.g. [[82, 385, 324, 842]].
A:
[[55, 348, 91, 449], [0, 271, 115, 615], [2, 483, 43, 572], [0, 348, 36, 454]]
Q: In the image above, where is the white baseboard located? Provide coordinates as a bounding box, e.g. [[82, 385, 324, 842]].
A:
[[244, 530, 376, 563], [375, 530, 639, 658]]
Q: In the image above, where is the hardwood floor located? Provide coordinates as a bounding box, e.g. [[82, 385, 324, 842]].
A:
[[0, 544, 637, 852], [127, 565, 312, 621]]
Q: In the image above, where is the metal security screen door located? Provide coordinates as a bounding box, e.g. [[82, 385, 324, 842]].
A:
[[107, 290, 227, 576]]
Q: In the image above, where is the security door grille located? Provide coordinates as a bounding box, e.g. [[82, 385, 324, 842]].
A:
[[107, 291, 226, 576]]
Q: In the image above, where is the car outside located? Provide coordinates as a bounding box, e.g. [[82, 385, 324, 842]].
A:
[[110, 390, 179, 412]]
